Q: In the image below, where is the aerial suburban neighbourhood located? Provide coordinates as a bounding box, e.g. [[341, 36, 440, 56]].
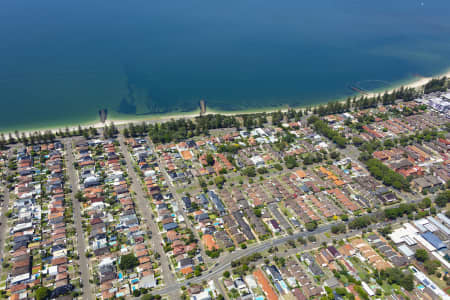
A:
[[0, 79, 450, 300]]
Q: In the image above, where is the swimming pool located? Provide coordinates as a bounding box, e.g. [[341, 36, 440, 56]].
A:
[[280, 280, 288, 290]]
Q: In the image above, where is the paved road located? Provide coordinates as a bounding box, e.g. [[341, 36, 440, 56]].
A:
[[65, 141, 93, 300], [118, 137, 176, 287], [148, 197, 415, 296], [214, 278, 228, 300], [149, 223, 332, 295], [146, 137, 212, 266], [0, 184, 10, 271], [0, 149, 13, 273]]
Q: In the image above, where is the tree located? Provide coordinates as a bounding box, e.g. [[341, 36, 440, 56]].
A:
[[284, 155, 298, 169], [424, 260, 441, 275], [297, 237, 307, 245], [381, 268, 414, 291], [274, 163, 283, 171], [214, 175, 225, 187], [379, 225, 392, 237], [330, 151, 340, 160], [223, 271, 230, 278], [206, 154, 215, 166], [35, 287, 51, 300], [308, 116, 348, 148], [415, 249, 429, 262], [348, 215, 373, 229], [119, 253, 139, 270], [352, 136, 365, 146], [435, 190, 450, 207], [257, 167, 268, 174], [424, 77, 448, 93], [340, 214, 349, 221], [305, 221, 317, 231], [123, 128, 130, 138], [308, 235, 316, 242], [75, 190, 86, 202], [419, 197, 432, 209], [331, 223, 346, 234], [364, 158, 409, 191], [253, 208, 262, 217], [242, 166, 256, 177], [142, 295, 161, 300]]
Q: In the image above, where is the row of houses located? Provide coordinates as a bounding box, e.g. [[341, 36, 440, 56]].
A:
[[75, 139, 157, 299], [126, 138, 201, 279], [8, 142, 75, 299], [222, 254, 328, 300], [372, 140, 448, 193]]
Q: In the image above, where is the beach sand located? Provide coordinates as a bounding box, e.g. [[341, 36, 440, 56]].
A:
[[3, 71, 449, 138]]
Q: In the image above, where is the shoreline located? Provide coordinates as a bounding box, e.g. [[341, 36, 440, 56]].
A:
[[2, 69, 449, 138]]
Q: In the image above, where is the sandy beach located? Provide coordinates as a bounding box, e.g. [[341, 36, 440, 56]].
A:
[[2, 71, 449, 138], [365, 71, 450, 98]]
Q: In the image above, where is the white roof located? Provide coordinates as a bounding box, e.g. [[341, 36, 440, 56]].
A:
[[416, 218, 429, 225], [48, 265, 58, 276], [404, 223, 419, 234], [403, 236, 417, 246], [10, 273, 30, 284], [398, 245, 414, 257], [427, 216, 450, 236], [139, 274, 156, 289], [424, 222, 438, 232], [13, 222, 33, 233], [437, 213, 450, 227], [389, 226, 417, 245], [389, 228, 408, 244], [99, 257, 115, 266], [244, 274, 257, 289], [413, 220, 427, 232], [85, 176, 98, 182], [191, 290, 211, 300], [250, 156, 264, 165], [361, 282, 375, 297]]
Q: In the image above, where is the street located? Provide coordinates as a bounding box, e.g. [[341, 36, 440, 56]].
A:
[[0, 148, 13, 274], [65, 141, 93, 300], [146, 137, 212, 267], [118, 137, 176, 290]]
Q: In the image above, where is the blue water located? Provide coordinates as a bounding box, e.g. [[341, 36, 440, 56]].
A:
[[280, 280, 288, 290], [0, 0, 450, 131]]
